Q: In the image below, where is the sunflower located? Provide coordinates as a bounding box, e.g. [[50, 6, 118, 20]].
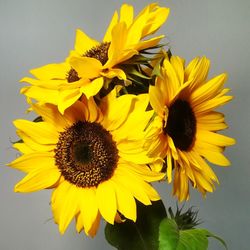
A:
[[147, 55, 235, 201], [20, 3, 169, 114], [9, 90, 164, 236]]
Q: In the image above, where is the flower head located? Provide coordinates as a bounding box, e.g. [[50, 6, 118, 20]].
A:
[[147, 55, 235, 201], [20, 3, 169, 113], [9, 90, 164, 236]]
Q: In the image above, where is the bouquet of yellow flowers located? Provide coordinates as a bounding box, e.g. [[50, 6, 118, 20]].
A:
[[8, 3, 235, 249]]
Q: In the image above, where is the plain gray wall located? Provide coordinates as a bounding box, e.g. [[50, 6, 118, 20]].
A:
[[0, 0, 249, 249]]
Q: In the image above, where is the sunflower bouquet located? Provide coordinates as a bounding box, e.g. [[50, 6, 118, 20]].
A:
[[8, 3, 235, 250]]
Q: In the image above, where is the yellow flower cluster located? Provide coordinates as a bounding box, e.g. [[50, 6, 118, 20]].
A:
[[9, 3, 235, 237]]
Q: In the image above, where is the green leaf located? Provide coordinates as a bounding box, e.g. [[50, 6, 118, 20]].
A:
[[105, 200, 167, 250], [159, 219, 179, 250], [159, 218, 227, 250], [204, 230, 228, 250]]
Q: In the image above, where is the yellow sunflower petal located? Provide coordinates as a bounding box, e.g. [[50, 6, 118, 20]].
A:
[[114, 167, 160, 204], [170, 56, 185, 85], [187, 57, 210, 90], [96, 180, 117, 225], [118, 162, 165, 182], [70, 56, 102, 79], [8, 151, 55, 172], [103, 10, 119, 42], [13, 142, 34, 154], [101, 68, 126, 80], [78, 187, 99, 235], [191, 73, 227, 106], [120, 4, 134, 26], [112, 179, 137, 222], [196, 148, 231, 166], [197, 130, 235, 146], [63, 99, 89, 123], [20, 77, 65, 89], [87, 212, 101, 237], [135, 35, 164, 52], [58, 185, 80, 234], [74, 29, 99, 55], [20, 86, 59, 105], [58, 88, 82, 114], [149, 84, 165, 117], [166, 151, 173, 183], [101, 92, 135, 131], [141, 4, 169, 37], [126, 8, 148, 45], [29, 63, 70, 80], [194, 95, 233, 114], [80, 77, 104, 99], [32, 103, 69, 130], [16, 130, 55, 152], [15, 167, 60, 192], [14, 120, 58, 144], [107, 22, 129, 66]]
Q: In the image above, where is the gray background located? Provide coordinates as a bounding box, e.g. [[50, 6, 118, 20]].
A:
[[0, 0, 249, 249]]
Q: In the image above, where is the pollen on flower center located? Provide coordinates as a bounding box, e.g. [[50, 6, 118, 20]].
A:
[[84, 42, 110, 65], [164, 99, 196, 151], [67, 68, 80, 83], [54, 121, 118, 187]]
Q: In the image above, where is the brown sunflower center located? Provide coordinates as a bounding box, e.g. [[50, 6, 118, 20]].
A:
[[84, 42, 110, 65], [67, 68, 80, 83], [54, 121, 118, 187], [164, 99, 196, 151]]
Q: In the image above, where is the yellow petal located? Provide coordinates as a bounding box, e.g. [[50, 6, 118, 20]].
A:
[[84, 97, 101, 122], [30, 63, 70, 80], [74, 29, 99, 55], [197, 130, 235, 146], [58, 185, 80, 234], [170, 56, 185, 85], [112, 179, 136, 222], [119, 4, 134, 26], [113, 168, 160, 205], [118, 162, 165, 182], [32, 103, 69, 131], [149, 84, 165, 117], [8, 151, 55, 173], [191, 74, 227, 106], [166, 151, 173, 183], [14, 120, 58, 144], [194, 171, 214, 192], [126, 7, 148, 45], [186, 57, 210, 90], [87, 212, 101, 237], [16, 130, 55, 152], [58, 88, 82, 114], [194, 95, 233, 114], [101, 92, 135, 131], [103, 11, 119, 42], [135, 35, 164, 52], [20, 86, 59, 105], [78, 187, 99, 235], [51, 181, 71, 224], [107, 22, 128, 65], [141, 5, 169, 37], [63, 99, 88, 123], [70, 56, 102, 79], [101, 68, 126, 80], [80, 77, 104, 99], [13, 142, 34, 154], [196, 148, 231, 166], [20, 77, 64, 89], [96, 181, 117, 224], [15, 167, 60, 192]]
